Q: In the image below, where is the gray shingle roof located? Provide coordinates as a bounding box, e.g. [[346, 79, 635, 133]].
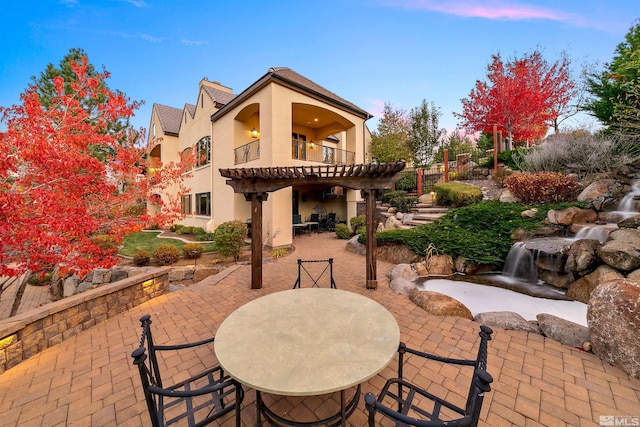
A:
[[153, 104, 182, 136]]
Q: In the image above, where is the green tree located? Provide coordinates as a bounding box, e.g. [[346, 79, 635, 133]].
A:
[[433, 132, 474, 163], [31, 48, 141, 159], [584, 21, 640, 128], [409, 99, 445, 167], [369, 102, 412, 162]]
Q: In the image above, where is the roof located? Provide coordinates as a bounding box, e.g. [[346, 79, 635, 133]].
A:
[[153, 104, 182, 136], [202, 85, 236, 107], [211, 67, 372, 122], [185, 103, 196, 119]]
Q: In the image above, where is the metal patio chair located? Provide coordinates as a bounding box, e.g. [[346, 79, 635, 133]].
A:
[[365, 325, 493, 427], [131, 315, 244, 427], [292, 258, 337, 289]]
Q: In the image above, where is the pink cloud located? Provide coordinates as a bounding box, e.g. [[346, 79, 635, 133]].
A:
[[384, 0, 589, 26]]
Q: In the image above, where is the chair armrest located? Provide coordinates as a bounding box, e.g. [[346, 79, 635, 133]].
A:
[[148, 377, 240, 398], [403, 344, 476, 366], [153, 335, 216, 351], [365, 392, 470, 427]]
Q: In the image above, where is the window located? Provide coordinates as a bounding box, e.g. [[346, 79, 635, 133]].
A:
[[195, 136, 211, 167], [291, 133, 307, 160], [181, 194, 192, 215], [195, 192, 211, 216], [152, 123, 156, 138]]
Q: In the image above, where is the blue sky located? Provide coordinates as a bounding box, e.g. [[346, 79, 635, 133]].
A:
[[1, 0, 638, 137]]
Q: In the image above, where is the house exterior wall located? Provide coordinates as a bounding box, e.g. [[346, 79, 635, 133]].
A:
[[149, 69, 372, 247]]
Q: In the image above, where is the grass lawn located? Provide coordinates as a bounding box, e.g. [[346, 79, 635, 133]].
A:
[[119, 231, 216, 257]]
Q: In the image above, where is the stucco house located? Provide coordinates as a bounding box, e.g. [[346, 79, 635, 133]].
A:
[[147, 67, 373, 248]]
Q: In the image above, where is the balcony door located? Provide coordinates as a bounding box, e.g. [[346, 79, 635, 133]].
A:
[[292, 133, 307, 161]]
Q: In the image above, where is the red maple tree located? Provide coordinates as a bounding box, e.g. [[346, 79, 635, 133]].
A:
[[456, 50, 575, 145], [0, 57, 191, 276]]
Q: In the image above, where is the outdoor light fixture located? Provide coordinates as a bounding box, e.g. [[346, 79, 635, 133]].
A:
[[251, 128, 259, 139], [309, 141, 315, 149]]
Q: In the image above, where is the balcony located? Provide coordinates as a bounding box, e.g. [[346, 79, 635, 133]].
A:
[[291, 141, 355, 165], [234, 140, 260, 165]]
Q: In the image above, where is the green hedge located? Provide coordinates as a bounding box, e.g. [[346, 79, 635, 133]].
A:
[[434, 182, 482, 207]]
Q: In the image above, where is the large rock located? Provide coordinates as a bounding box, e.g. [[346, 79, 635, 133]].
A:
[[546, 207, 597, 226], [567, 265, 624, 303], [588, 278, 640, 379], [627, 269, 640, 282], [598, 228, 640, 272], [377, 242, 422, 264], [389, 277, 417, 295], [193, 266, 219, 282], [618, 215, 640, 229], [345, 235, 365, 255], [577, 179, 619, 202], [408, 288, 473, 319], [425, 254, 454, 276], [565, 239, 600, 275], [536, 313, 590, 349], [474, 311, 540, 334], [499, 189, 520, 203]]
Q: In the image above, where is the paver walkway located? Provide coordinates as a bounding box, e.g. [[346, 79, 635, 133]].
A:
[[0, 233, 638, 426]]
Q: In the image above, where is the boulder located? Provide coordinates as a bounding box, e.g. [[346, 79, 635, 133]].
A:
[[63, 275, 78, 298], [546, 207, 598, 226], [627, 269, 640, 282], [454, 257, 497, 275], [567, 265, 624, 303], [618, 215, 640, 229], [386, 264, 418, 282], [408, 288, 473, 319], [389, 277, 417, 295], [473, 312, 540, 334], [384, 215, 402, 230], [395, 212, 404, 220], [521, 208, 538, 218], [193, 266, 219, 282], [426, 254, 454, 276], [565, 239, 600, 275], [588, 278, 640, 379], [577, 179, 619, 202], [412, 262, 428, 276], [499, 189, 519, 203], [536, 313, 590, 349], [598, 228, 640, 272], [110, 268, 130, 283], [91, 268, 111, 284], [345, 235, 365, 255], [377, 243, 422, 264]]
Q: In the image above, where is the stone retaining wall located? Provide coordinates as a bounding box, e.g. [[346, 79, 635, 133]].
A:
[[0, 267, 171, 374]]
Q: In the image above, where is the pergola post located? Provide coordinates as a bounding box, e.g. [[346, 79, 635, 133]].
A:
[[245, 192, 268, 289], [363, 189, 378, 289]]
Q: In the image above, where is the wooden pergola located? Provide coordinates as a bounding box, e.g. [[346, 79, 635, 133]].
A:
[[219, 162, 406, 290]]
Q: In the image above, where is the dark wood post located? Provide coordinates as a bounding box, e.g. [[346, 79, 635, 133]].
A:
[[443, 149, 449, 183], [493, 125, 498, 177], [363, 189, 378, 289], [246, 192, 267, 289], [416, 169, 423, 197]]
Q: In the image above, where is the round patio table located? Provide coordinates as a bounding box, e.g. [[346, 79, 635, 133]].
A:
[[214, 288, 400, 426]]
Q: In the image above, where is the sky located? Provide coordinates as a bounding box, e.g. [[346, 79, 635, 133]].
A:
[[1, 0, 639, 137]]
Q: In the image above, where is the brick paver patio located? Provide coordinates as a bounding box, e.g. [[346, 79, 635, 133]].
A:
[[0, 233, 638, 426]]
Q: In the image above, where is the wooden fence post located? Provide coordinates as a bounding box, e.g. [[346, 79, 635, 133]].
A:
[[443, 149, 449, 183]]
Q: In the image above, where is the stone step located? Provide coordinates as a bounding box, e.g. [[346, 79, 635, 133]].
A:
[[413, 207, 450, 214], [411, 213, 447, 221]]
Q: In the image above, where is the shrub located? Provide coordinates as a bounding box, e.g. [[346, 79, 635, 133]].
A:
[[350, 215, 366, 232], [133, 250, 150, 266], [395, 171, 417, 192], [388, 195, 418, 213], [335, 223, 351, 239], [176, 226, 194, 235], [192, 227, 206, 236], [153, 245, 180, 265], [28, 272, 52, 286], [434, 182, 482, 207], [195, 232, 215, 241], [271, 248, 288, 258], [380, 190, 407, 204], [491, 168, 514, 187], [170, 224, 182, 232], [182, 243, 203, 259], [213, 220, 247, 261], [503, 172, 580, 204], [90, 234, 119, 253]]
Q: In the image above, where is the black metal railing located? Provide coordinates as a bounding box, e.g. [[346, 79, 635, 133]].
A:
[[291, 141, 355, 165], [234, 140, 260, 165]]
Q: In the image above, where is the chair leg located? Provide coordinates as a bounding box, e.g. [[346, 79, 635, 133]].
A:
[[235, 385, 242, 427]]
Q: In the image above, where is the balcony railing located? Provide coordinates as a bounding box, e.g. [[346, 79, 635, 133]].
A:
[[234, 140, 260, 165], [291, 141, 355, 165]]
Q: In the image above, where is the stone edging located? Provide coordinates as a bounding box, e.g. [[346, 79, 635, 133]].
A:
[[0, 267, 172, 374]]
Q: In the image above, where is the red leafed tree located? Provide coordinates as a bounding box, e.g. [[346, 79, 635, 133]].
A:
[[0, 56, 191, 276], [456, 50, 575, 145]]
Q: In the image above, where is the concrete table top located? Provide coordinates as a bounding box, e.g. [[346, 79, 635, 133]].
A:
[[214, 288, 400, 396]]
